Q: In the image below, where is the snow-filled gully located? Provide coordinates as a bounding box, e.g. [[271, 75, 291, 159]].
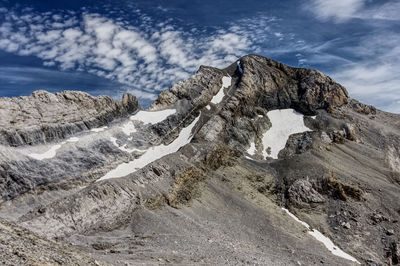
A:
[[247, 109, 312, 159], [26, 109, 177, 161], [211, 76, 231, 105], [97, 116, 200, 181], [282, 208, 360, 264]]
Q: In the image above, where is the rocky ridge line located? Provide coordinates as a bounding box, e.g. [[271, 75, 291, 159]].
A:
[[0, 90, 140, 146]]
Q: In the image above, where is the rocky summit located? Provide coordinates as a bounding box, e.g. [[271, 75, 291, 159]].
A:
[[0, 54, 399, 265]]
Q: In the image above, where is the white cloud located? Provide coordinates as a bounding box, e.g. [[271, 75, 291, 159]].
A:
[[306, 0, 365, 22], [307, 0, 400, 23], [0, 8, 265, 101], [62, 28, 82, 40]]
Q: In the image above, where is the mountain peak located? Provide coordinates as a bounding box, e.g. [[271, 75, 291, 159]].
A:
[[0, 55, 398, 265]]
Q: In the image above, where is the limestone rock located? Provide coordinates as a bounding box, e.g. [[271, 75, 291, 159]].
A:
[[288, 179, 325, 207], [0, 54, 398, 265], [0, 91, 140, 146]]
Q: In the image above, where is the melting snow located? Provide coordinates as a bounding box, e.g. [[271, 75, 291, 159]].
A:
[[109, 137, 144, 153], [118, 109, 176, 135], [211, 76, 232, 104], [130, 109, 176, 124], [247, 109, 312, 159], [97, 116, 200, 181], [121, 121, 137, 135], [245, 156, 255, 161], [28, 144, 63, 160], [248, 142, 256, 155], [282, 208, 360, 264], [91, 126, 108, 132], [28, 136, 80, 160]]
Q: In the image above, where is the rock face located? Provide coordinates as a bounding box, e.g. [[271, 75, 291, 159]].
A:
[[0, 54, 399, 265], [0, 90, 140, 146]]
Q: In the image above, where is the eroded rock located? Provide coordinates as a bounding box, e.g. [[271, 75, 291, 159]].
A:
[[288, 179, 325, 207]]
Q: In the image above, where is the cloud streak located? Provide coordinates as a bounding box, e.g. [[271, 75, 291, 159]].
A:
[[331, 31, 400, 113], [306, 0, 365, 22]]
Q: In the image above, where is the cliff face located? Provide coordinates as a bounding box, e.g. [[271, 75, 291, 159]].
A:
[[0, 55, 399, 266], [0, 90, 140, 146]]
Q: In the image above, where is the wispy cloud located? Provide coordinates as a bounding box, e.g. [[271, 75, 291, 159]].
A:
[[306, 0, 400, 23], [305, 0, 365, 22], [0, 65, 126, 97], [0, 7, 277, 101], [301, 0, 400, 113], [354, 0, 400, 21], [331, 31, 400, 113]]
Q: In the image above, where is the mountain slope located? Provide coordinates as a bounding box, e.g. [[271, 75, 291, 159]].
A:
[[0, 54, 399, 265]]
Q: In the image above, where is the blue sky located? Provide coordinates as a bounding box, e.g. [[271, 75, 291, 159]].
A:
[[0, 0, 399, 112]]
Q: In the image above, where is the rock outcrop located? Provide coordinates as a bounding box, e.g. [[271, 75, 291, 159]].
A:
[[0, 90, 140, 146]]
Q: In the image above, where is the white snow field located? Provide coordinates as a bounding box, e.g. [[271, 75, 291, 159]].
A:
[[97, 116, 200, 181], [247, 109, 312, 159], [282, 208, 360, 264], [211, 76, 232, 104]]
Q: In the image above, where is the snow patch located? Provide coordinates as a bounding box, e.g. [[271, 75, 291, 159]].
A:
[[245, 156, 255, 161], [130, 109, 176, 124], [206, 105, 211, 110], [121, 122, 137, 135], [67, 137, 79, 142], [91, 126, 108, 132], [260, 109, 311, 159], [28, 144, 62, 160], [282, 208, 360, 264], [247, 142, 256, 155], [98, 116, 200, 181], [211, 76, 232, 104], [109, 137, 144, 153], [28, 136, 80, 160]]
